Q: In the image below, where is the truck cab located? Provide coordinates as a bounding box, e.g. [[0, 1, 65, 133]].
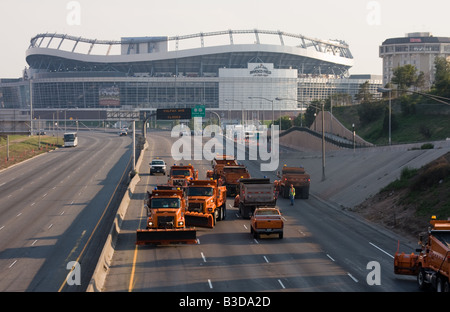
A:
[[185, 179, 227, 227]]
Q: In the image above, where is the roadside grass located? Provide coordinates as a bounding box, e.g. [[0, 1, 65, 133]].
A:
[[380, 153, 450, 220], [0, 135, 62, 170]]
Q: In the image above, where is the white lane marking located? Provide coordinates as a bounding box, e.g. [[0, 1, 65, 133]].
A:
[[243, 224, 248, 230], [9, 260, 17, 268], [254, 238, 259, 244], [208, 279, 213, 289], [263, 256, 269, 263], [326, 254, 335, 262], [201, 252, 207, 263], [369, 242, 394, 259], [278, 279, 286, 289], [347, 273, 358, 283]]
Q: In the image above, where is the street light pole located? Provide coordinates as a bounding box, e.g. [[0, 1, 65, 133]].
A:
[[377, 87, 450, 145], [248, 96, 274, 126]]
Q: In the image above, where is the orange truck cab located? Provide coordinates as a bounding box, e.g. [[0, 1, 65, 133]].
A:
[[136, 188, 196, 245], [207, 155, 238, 179], [168, 164, 199, 187], [394, 216, 450, 292], [220, 165, 251, 197], [185, 179, 227, 228]]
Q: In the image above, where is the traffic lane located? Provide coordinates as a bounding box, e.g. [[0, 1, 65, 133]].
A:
[[0, 133, 105, 256], [34, 133, 133, 292], [0, 132, 132, 291], [274, 193, 417, 291], [193, 200, 357, 292], [238, 154, 417, 292]]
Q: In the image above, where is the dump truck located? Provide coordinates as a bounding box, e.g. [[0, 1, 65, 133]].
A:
[[250, 207, 284, 239], [235, 178, 277, 219], [136, 188, 197, 245], [185, 179, 227, 228], [206, 154, 238, 179], [168, 164, 199, 188], [276, 165, 310, 199], [219, 165, 251, 197], [394, 216, 450, 292]]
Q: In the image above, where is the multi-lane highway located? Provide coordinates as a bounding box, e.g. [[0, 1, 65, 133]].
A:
[[0, 131, 132, 291], [2, 128, 446, 294], [101, 130, 429, 293]]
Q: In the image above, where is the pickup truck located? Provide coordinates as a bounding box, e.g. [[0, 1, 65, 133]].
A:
[[250, 207, 284, 239]]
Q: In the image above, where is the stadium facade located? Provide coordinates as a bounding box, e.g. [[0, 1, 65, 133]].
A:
[[1, 29, 382, 124]]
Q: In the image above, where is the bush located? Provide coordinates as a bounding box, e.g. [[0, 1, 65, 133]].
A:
[[410, 163, 450, 191]]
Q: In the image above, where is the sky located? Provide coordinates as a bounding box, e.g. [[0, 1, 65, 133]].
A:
[[1, 0, 449, 78]]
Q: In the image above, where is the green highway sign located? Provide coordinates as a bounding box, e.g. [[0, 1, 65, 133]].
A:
[[191, 105, 205, 118]]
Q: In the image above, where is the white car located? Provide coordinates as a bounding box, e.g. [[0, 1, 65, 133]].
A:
[[150, 159, 166, 175]]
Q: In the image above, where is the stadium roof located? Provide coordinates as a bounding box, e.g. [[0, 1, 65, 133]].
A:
[[26, 29, 354, 76]]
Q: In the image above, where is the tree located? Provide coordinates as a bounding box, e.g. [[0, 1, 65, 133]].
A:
[[355, 81, 373, 103], [391, 64, 418, 91], [274, 116, 292, 130], [433, 56, 450, 98]]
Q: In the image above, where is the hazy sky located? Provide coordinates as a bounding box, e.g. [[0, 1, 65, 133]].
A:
[[1, 0, 449, 77]]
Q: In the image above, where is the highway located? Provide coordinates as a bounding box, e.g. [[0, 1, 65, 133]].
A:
[[102, 130, 433, 293], [0, 131, 132, 291]]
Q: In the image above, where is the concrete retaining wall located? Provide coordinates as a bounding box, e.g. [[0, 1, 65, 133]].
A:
[[86, 141, 147, 292]]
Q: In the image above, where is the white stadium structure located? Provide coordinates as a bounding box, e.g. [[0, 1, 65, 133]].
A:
[[1, 29, 381, 123]]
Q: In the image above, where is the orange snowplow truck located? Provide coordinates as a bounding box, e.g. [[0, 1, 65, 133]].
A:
[[220, 165, 251, 197], [185, 179, 227, 228], [276, 165, 310, 199], [136, 188, 196, 245], [168, 164, 199, 188], [206, 155, 238, 179], [394, 216, 450, 292]]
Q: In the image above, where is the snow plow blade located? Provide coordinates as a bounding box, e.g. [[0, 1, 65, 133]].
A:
[[185, 212, 214, 228], [136, 228, 197, 245], [394, 252, 419, 275]]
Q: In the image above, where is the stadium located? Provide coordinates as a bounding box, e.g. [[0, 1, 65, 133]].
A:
[[2, 29, 381, 125]]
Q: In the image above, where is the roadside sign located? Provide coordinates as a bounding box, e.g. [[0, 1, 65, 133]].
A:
[[191, 105, 205, 118], [156, 108, 192, 120]]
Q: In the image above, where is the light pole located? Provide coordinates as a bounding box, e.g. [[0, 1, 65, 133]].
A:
[[248, 96, 274, 126], [275, 97, 308, 127], [308, 101, 326, 181]]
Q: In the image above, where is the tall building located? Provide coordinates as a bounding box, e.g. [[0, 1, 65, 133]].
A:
[[379, 32, 450, 89], [1, 29, 381, 125]]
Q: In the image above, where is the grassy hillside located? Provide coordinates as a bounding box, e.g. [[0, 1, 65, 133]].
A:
[[354, 152, 450, 239], [332, 104, 450, 145]]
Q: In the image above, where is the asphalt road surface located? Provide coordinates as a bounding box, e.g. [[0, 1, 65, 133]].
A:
[[0, 131, 132, 291], [102, 130, 425, 293]]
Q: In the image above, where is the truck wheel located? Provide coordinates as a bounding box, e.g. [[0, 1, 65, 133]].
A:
[[436, 276, 444, 292], [279, 232, 283, 239], [417, 268, 428, 291], [283, 187, 289, 199], [444, 280, 450, 293], [302, 187, 309, 199], [222, 204, 226, 220]]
